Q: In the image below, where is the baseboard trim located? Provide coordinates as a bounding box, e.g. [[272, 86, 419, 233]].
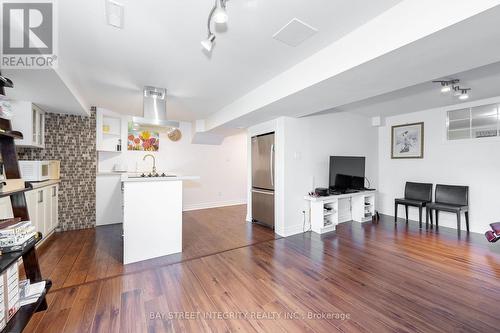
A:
[[183, 200, 247, 212], [275, 224, 306, 238]]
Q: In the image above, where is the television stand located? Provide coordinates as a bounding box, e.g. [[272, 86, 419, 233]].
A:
[[304, 190, 377, 234]]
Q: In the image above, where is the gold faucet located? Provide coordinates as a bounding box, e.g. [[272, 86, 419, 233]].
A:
[[143, 154, 157, 175]]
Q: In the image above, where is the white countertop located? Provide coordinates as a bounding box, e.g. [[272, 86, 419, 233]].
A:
[[97, 171, 127, 176], [121, 174, 199, 182], [28, 179, 61, 189]]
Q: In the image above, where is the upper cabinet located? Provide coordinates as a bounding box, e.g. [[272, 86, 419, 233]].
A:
[[96, 108, 123, 152], [10, 100, 45, 148]]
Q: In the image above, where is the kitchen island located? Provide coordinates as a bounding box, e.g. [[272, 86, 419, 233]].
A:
[[121, 174, 199, 264]]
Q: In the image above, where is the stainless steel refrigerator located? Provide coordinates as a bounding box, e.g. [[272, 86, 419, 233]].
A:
[[251, 132, 275, 229]]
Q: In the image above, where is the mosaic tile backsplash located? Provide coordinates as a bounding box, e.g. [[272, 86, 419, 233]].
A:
[[17, 111, 97, 231]]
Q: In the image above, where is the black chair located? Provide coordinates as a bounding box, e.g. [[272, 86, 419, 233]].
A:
[[426, 184, 469, 233], [394, 182, 433, 228]]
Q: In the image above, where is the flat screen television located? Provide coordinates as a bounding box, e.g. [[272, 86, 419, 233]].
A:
[[329, 156, 365, 191]]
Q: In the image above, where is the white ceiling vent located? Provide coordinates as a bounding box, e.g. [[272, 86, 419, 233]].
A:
[[272, 18, 318, 47]]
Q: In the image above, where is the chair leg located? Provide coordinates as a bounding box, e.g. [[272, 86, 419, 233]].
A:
[[435, 210, 439, 228], [429, 208, 433, 226], [394, 203, 398, 223], [425, 207, 429, 228], [419, 207, 422, 229], [456, 211, 461, 234], [405, 205, 408, 223], [464, 211, 469, 233]]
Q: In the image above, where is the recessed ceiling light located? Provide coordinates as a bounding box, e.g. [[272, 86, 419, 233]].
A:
[[106, 0, 124, 29]]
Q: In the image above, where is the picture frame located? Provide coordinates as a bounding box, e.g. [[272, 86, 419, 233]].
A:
[[391, 122, 424, 159]]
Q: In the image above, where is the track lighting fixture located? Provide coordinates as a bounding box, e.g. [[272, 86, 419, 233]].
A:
[[432, 79, 459, 93], [433, 79, 471, 101], [201, 0, 229, 52]]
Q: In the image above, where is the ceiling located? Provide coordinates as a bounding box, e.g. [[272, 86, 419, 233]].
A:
[[210, 2, 500, 129], [322, 61, 500, 118], [2, 69, 87, 115], [4, 0, 500, 134], [4, 0, 402, 118]]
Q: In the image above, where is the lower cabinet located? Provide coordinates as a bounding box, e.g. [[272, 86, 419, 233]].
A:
[[24, 184, 59, 237], [0, 184, 59, 237]]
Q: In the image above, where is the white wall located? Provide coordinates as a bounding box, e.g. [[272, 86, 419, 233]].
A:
[[98, 120, 247, 211], [378, 96, 500, 233], [248, 112, 378, 237], [282, 113, 378, 235]]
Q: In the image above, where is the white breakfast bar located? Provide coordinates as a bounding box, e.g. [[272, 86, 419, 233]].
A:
[[121, 174, 199, 264]]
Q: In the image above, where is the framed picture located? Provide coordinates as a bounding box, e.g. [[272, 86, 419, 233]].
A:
[[391, 122, 424, 159], [127, 122, 160, 151]]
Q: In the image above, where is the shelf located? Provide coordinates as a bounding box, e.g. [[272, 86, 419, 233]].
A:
[[320, 225, 335, 233], [2, 279, 52, 333], [97, 149, 122, 153], [0, 233, 42, 273], [0, 183, 33, 199], [103, 132, 120, 137], [0, 130, 23, 140]]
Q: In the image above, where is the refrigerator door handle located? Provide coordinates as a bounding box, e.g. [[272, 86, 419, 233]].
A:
[[252, 189, 274, 195], [270, 144, 274, 187]]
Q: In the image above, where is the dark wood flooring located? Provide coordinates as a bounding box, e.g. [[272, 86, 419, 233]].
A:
[[29, 205, 277, 291], [23, 206, 500, 332]]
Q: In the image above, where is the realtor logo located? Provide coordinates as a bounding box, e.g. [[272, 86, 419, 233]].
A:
[[1, 0, 57, 68]]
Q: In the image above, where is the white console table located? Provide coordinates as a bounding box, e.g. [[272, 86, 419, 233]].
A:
[[304, 190, 376, 234]]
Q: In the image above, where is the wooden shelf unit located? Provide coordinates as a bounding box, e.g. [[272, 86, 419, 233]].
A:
[[0, 115, 51, 333]]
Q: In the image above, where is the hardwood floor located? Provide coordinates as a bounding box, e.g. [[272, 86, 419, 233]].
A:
[[24, 206, 500, 332], [28, 205, 277, 291]]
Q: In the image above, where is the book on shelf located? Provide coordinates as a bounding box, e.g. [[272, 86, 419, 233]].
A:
[[19, 281, 46, 307], [0, 220, 33, 236], [0, 233, 37, 254]]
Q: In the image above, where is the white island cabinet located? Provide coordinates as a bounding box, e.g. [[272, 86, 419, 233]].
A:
[[121, 174, 199, 264]]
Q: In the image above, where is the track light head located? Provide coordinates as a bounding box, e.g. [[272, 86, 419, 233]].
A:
[[453, 86, 471, 100], [201, 33, 216, 52], [441, 84, 452, 93], [201, 0, 230, 53], [213, 0, 228, 24]]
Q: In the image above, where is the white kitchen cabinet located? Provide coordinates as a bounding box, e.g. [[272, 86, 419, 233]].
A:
[[0, 184, 58, 239], [96, 174, 123, 225], [0, 197, 13, 219], [25, 191, 38, 231], [35, 189, 45, 234], [43, 188, 51, 235], [24, 184, 59, 236], [50, 185, 58, 231], [10, 100, 45, 148]]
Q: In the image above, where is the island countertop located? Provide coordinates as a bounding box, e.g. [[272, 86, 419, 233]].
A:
[[120, 174, 200, 182]]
